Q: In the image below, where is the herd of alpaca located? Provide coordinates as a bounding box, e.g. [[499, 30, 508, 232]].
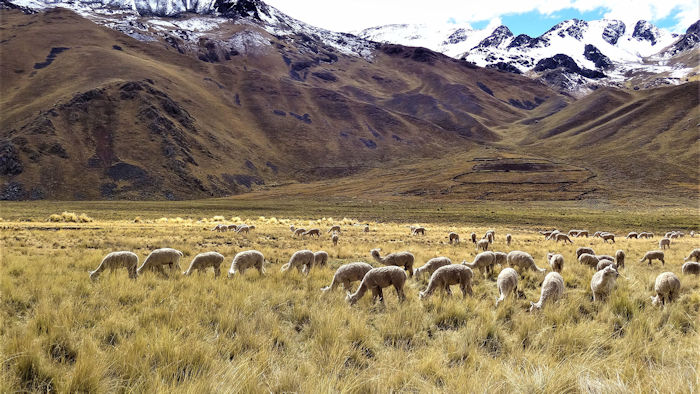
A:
[[90, 224, 699, 309]]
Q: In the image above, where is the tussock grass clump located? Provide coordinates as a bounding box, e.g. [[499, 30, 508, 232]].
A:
[[48, 211, 93, 223], [1, 205, 698, 391]]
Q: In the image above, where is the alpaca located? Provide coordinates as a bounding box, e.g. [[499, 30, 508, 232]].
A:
[[418, 265, 473, 300], [89, 251, 138, 280], [496, 267, 518, 306], [507, 251, 546, 273], [281, 250, 315, 275], [591, 265, 619, 302], [639, 250, 665, 266], [529, 272, 564, 311], [414, 257, 452, 280], [137, 248, 183, 276], [370, 248, 414, 277], [227, 250, 265, 277], [346, 266, 407, 305], [321, 262, 373, 293], [183, 251, 224, 277], [650, 272, 681, 307], [448, 232, 460, 244]]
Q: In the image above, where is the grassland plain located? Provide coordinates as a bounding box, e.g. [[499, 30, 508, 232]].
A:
[[1, 201, 699, 392]]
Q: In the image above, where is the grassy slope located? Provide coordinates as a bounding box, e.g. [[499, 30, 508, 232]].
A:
[[1, 203, 699, 392], [1, 8, 569, 200]]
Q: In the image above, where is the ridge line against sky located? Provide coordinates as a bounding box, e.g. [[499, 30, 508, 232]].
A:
[[264, 0, 699, 36]]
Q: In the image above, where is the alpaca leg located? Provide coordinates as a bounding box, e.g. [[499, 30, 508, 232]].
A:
[[444, 284, 452, 296], [342, 280, 351, 292], [370, 287, 380, 303], [395, 285, 406, 302], [155, 264, 168, 277], [377, 287, 385, 304], [214, 265, 221, 277], [466, 282, 473, 296]]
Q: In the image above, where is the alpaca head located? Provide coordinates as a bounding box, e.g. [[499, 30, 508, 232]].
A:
[[345, 291, 356, 305], [602, 265, 618, 278]]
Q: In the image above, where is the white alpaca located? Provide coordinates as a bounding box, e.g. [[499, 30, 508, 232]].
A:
[[414, 257, 452, 280], [529, 272, 564, 311], [183, 251, 224, 277], [89, 251, 138, 280], [640, 250, 665, 266], [281, 250, 315, 275], [332, 234, 339, 246], [137, 248, 183, 276], [506, 233, 512, 246], [328, 225, 341, 234], [463, 251, 498, 277], [683, 248, 700, 262], [507, 251, 546, 273], [591, 265, 619, 301], [476, 239, 490, 252], [578, 253, 606, 268], [321, 262, 373, 293], [596, 260, 617, 272], [313, 250, 329, 267], [681, 261, 700, 275], [236, 224, 255, 234], [227, 250, 265, 277], [211, 224, 227, 232], [346, 266, 407, 305], [576, 247, 595, 258], [546, 253, 564, 273], [496, 267, 518, 306], [370, 248, 415, 277], [659, 238, 671, 250], [650, 272, 681, 306], [601, 233, 615, 243], [419, 265, 473, 300]]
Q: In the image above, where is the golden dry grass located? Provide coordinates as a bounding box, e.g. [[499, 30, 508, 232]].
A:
[[1, 204, 699, 392]]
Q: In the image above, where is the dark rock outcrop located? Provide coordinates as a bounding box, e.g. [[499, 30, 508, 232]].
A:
[[583, 44, 613, 70]]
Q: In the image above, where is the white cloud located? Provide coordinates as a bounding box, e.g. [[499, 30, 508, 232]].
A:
[[264, 0, 699, 33]]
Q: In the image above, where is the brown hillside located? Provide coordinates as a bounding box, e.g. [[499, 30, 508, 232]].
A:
[[0, 8, 567, 200], [0, 8, 697, 203]]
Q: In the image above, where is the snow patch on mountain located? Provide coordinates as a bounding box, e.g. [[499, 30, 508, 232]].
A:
[[356, 23, 491, 58], [10, 0, 375, 59], [360, 17, 698, 91]]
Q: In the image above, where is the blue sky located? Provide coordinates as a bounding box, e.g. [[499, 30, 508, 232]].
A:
[[470, 8, 608, 37], [266, 1, 699, 34]]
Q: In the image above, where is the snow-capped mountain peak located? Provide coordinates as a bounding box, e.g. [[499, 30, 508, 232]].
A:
[[360, 16, 698, 93]]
